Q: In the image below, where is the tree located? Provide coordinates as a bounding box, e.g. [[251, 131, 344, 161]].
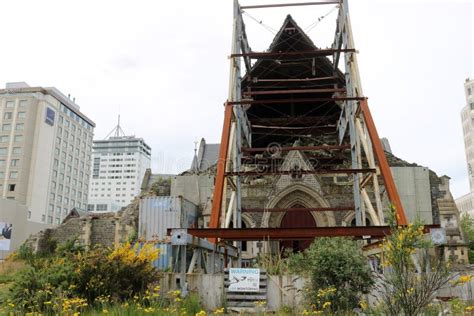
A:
[[376, 211, 452, 316], [460, 213, 474, 263], [288, 237, 374, 312]]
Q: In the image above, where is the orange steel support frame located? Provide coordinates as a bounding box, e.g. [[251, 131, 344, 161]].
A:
[[208, 104, 233, 242], [206, 0, 410, 246], [360, 99, 408, 225]]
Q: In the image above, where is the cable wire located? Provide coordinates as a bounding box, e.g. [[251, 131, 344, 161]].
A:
[[242, 10, 278, 35]]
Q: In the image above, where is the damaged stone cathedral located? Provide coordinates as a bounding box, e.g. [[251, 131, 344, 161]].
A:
[[30, 14, 468, 266]]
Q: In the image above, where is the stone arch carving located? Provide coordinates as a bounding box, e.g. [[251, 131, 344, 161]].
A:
[[261, 183, 336, 228], [341, 211, 379, 226], [241, 212, 257, 228]]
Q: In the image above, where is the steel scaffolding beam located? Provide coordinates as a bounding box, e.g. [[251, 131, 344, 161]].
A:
[[172, 226, 439, 241], [205, 0, 409, 252]]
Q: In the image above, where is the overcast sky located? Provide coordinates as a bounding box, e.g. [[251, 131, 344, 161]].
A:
[[0, 0, 472, 198]]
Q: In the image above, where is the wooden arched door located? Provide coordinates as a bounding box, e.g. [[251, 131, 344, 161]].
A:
[[280, 204, 317, 253]]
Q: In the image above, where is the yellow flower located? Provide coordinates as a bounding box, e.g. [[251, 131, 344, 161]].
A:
[[196, 311, 207, 316], [102, 309, 109, 314], [360, 300, 368, 310], [322, 301, 331, 309], [466, 305, 474, 311], [459, 275, 472, 284], [213, 307, 225, 315]]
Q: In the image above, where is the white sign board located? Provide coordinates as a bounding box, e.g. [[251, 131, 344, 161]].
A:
[[430, 228, 447, 245], [0, 222, 13, 251], [228, 268, 260, 292]]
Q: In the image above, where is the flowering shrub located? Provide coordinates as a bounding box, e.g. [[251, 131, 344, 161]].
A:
[[288, 237, 374, 313], [75, 242, 159, 303], [376, 209, 452, 316], [6, 242, 160, 313]]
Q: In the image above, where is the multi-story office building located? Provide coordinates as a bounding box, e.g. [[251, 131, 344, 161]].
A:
[[0, 82, 95, 224], [87, 133, 151, 212], [456, 78, 474, 215]]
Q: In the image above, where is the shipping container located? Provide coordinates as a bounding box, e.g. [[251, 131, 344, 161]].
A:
[[139, 196, 198, 241]]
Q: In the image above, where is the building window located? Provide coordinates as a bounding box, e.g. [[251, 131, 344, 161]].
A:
[[14, 135, 23, 142], [19, 100, 27, 107], [3, 112, 12, 120], [469, 87, 472, 96], [12, 147, 22, 155], [5, 101, 14, 108], [15, 123, 24, 131], [0, 136, 8, 142], [0, 148, 6, 155], [0, 172, 4, 179], [10, 159, 19, 167], [2, 124, 11, 131], [8, 184, 16, 191], [17, 112, 26, 119], [96, 204, 108, 211], [9, 171, 18, 179], [0, 159, 4, 166]]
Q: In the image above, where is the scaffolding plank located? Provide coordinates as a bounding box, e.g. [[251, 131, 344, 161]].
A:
[[228, 97, 365, 105], [244, 87, 346, 96], [174, 225, 439, 241], [225, 168, 376, 176], [242, 207, 354, 212], [241, 1, 338, 9], [231, 48, 355, 58], [242, 144, 349, 153]]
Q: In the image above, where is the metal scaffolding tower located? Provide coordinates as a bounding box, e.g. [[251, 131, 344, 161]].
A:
[[195, 0, 409, 250]]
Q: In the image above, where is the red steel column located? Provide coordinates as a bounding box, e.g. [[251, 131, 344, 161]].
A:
[[208, 104, 233, 243], [360, 99, 408, 225]]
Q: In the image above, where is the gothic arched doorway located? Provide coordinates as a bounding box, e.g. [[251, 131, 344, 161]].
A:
[[279, 204, 317, 253]]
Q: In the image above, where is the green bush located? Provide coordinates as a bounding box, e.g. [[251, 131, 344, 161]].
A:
[[288, 237, 374, 312], [7, 242, 160, 313]]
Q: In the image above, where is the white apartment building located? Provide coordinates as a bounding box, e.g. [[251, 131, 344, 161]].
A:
[[87, 135, 151, 212], [456, 78, 474, 215], [0, 82, 95, 224]]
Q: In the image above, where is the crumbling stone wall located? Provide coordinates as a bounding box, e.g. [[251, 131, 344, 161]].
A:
[[25, 197, 141, 253], [90, 218, 116, 247], [23, 187, 165, 253]]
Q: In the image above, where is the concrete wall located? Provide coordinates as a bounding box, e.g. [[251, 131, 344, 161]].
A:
[[159, 273, 307, 311], [392, 166, 433, 224], [158, 271, 474, 311], [0, 198, 50, 258], [266, 274, 306, 311]]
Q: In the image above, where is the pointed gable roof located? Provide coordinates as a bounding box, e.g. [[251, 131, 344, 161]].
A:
[[243, 14, 344, 83], [241, 15, 346, 148]]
